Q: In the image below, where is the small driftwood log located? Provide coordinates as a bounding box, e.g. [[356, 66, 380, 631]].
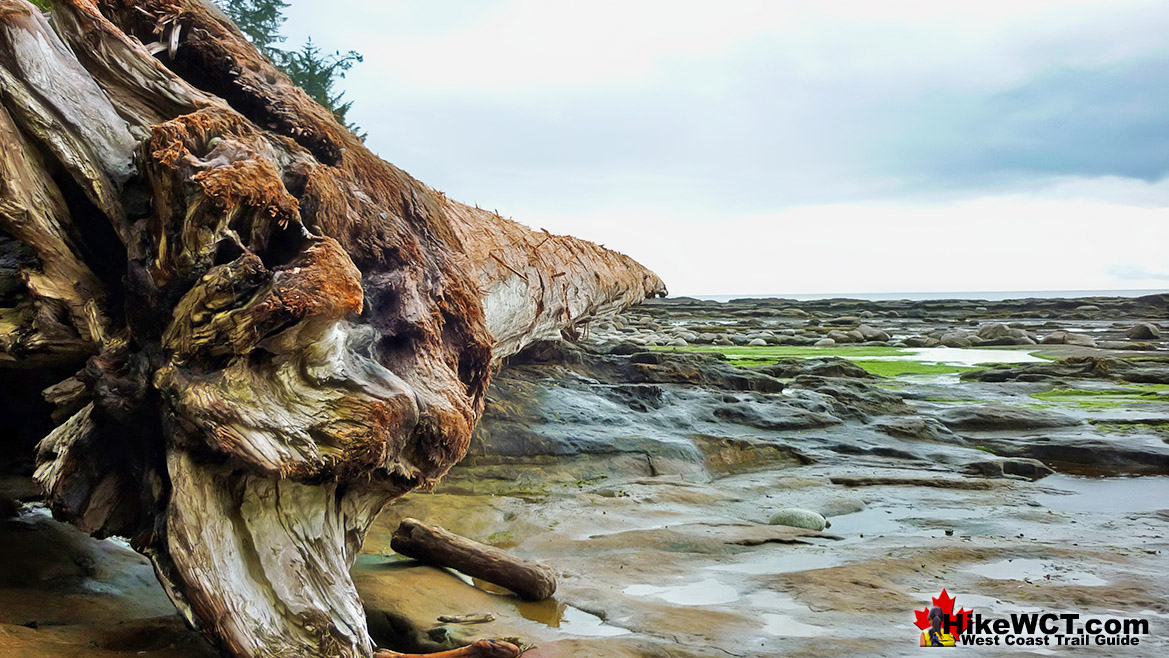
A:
[[391, 518, 557, 601], [437, 614, 495, 625], [374, 640, 520, 658]]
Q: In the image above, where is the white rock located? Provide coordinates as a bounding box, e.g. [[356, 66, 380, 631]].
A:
[[769, 508, 828, 531]]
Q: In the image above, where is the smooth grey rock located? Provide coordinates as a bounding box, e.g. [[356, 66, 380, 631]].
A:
[[1064, 333, 1097, 348], [1126, 323, 1162, 340], [977, 323, 1011, 339], [963, 457, 1054, 481], [857, 324, 891, 342], [905, 336, 939, 347], [1040, 331, 1067, 344], [940, 333, 972, 348], [826, 330, 855, 344], [768, 508, 828, 531], [930, 405, 1080, 430]]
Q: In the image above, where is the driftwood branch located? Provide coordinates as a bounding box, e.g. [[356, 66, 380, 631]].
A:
[[391, 518, 558, 601], [0, 0, 664, 656], [374, 639, 520, 658]]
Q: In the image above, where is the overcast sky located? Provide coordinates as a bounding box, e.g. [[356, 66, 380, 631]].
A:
[[282, 1, 1169, 296]]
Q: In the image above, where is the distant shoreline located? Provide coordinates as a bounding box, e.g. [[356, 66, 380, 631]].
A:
[[686, 289, 1168, 303]]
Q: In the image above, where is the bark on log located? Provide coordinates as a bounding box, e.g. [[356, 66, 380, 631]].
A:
[[0, 1, 665, 657], [391, 518, 558, 601]]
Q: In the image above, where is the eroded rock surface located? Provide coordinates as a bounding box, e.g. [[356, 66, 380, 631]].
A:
[[5, 293, 1169, 657]]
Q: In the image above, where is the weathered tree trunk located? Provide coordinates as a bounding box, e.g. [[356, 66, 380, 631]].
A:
[[0, 1, 665, 657], [391, 518, 558, 601]]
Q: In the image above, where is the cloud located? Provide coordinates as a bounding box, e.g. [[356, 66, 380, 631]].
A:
[[878, 59, 1169, 185], [1107, 264, 1169, 281], [520, 177, 1169, 296], [293, 0, 1169, 93], [280, 1, 1169, 294]]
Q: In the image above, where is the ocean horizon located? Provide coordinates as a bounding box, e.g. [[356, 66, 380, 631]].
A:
[[685, 289, 1168, 303]]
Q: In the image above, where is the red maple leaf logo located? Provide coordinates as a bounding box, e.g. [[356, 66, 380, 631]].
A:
[[914, 589, 971, 638]]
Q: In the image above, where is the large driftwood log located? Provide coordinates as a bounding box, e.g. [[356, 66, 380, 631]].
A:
[[391, 518, 558, 601], [0, 1, 665, 657]]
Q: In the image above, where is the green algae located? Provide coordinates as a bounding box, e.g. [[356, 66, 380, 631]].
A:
[[1030, 385, 1169, 409]]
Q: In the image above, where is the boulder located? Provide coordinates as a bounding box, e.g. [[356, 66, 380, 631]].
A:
[[977, 323, 1012, 339], [1064, 333, 1097, 348], [905, 336, 940, 348], [814, 338, 836, 347], [747, 338, 768, 346], [768, 508, 828, 531], [940, 333, 972, 348], [857, 325, 890, 342], [755, 357, 874, 380], [1040, 331, 1068, 344], [826, 330, 855, 344], [1126, 323, 1162, 340]]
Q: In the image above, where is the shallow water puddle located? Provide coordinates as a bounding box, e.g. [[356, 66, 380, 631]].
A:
[[443, 572, 633, 636], [559, 605, 632, 636], [706, 547, 844, 575], [856, 347, 1046, 367], [819, 507, 905, 539], [623, 577, 739, 605], [515, 599, 631, 637], [760, 613, 825, 637], [741, 590, 803, 611], [1037, 475, 1169, 514], [967, 558, 1107, 586], [909, 591, 1003, 611]]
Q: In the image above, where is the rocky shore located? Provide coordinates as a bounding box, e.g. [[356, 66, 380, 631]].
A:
[[589, 293, 1168, 351], [3, 294, 1169, 657]]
